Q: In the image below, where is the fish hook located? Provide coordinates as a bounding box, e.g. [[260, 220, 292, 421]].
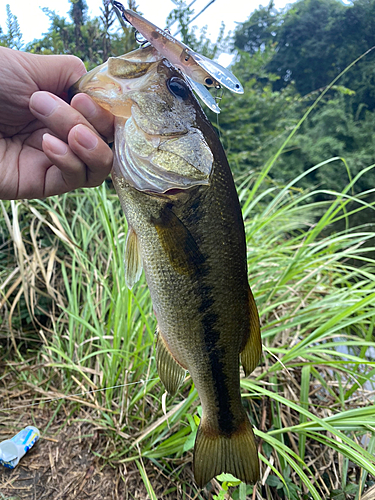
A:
[[112, 0, 130, 25], [214, 86, 224, 106], [134, 30, 150, 47], [111, 0, 149, 47]]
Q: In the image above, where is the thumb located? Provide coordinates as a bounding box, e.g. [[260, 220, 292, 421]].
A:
[[29, 53, 87, 97]]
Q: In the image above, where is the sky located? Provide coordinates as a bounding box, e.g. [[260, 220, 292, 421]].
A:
[[0, 0, 291, 65]]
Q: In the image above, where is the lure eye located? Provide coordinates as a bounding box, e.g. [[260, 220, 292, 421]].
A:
[[205, 77, 214, 86], [167, 77, 190, 100]]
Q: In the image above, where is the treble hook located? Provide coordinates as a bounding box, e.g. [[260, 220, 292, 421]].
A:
[[111, 0, 130, 26], [214, 86, 224, 105], [111, 1, 150, 47], [134, 30, 149, 46]]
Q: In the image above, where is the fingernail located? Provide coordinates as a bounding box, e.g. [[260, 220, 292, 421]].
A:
[[31, 92, 58, 116], [75, 94, 97, 118], [75, 124, 98, 150], [43, 134, 68, 155]]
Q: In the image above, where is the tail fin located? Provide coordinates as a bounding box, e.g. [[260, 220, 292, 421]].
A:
[[193, 416, 260, 488]]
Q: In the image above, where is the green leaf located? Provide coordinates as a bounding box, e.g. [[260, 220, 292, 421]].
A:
[[266, 475, 283, 488]]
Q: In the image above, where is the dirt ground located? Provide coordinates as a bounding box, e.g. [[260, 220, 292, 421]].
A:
[[0, 408, 197, 500], [1, 411, 131, 500]]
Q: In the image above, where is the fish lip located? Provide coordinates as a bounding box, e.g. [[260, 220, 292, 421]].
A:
[[144, 182, 207, 198]]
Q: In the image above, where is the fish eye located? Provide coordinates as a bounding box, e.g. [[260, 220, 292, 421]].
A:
[[167, 77, 190, 100]]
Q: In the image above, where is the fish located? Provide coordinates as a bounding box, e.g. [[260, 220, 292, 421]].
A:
[[69, 44, 262, 488], [111, 1, 243, 114]]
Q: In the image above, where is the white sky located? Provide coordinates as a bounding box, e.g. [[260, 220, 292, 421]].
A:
[[0, 0, 291, 65]]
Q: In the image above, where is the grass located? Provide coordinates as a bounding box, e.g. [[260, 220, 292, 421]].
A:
[[1, 159, 375, 498], [1, 142, 375, 496]]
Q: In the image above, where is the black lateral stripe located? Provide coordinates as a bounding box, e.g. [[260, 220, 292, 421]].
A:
[[165, 202, 236, 434], [201, 296, 236, 435]]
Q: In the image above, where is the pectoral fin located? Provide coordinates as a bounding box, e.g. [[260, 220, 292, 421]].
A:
[[240, 288, 262, 376], [155, 328, 186, 394], [152, 208, 205, 276], [124, 227, 142, 289]]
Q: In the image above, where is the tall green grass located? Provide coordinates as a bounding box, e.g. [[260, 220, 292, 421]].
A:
[[1, 157, 375, 498]]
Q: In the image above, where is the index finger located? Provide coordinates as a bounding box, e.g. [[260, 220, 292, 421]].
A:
[[70, 93, 115, 143], [29, 91, 99, 143]]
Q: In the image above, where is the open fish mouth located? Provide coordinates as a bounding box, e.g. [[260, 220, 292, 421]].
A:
[[70, 45, 215, 195]]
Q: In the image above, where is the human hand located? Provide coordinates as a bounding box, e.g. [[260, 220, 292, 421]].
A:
[[0, 47, 114, 200]]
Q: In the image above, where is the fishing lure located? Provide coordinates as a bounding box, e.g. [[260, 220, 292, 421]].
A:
[[111, 0, 243, 113]]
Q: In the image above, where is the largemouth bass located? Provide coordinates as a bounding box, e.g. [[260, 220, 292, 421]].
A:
[[70, 45, 262, 487]]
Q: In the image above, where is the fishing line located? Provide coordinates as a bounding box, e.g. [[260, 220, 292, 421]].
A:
[[187, 0, 198, 9], [173, 0, 217, 36], [1, 378, 158, 412], [216, 113, 222, 147], [215, 88, 223, 145], [187, 0, 217, 26], [166, 0, 198, 30]]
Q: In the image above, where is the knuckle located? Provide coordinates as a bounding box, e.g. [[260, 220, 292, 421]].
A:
[[67, 55, 86, 76]]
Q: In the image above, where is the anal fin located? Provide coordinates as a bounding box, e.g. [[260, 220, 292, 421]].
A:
[[124, 227, 142, 289], [241, 288, 262, 376], [155, 328, 186, 394], [193, 416, 260, 487]]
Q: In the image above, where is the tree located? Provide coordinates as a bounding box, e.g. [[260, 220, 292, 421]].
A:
[[221, 2, 375, 202], [274, 96, 375, 195], [0, 25, 5, 47], [26, 0, 138, 67], [233, 0, 375, 112], [69, 0, 88, 53], [100, 0, 115, 62], [233, 1, 281, 54], [2, 4, 23, 49], [267, 0, 347, 94], [216, 47, 301, 175]]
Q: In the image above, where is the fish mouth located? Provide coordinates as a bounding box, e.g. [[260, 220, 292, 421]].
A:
[[69, 46, 214, 195], [158, 187, 193, 196]]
